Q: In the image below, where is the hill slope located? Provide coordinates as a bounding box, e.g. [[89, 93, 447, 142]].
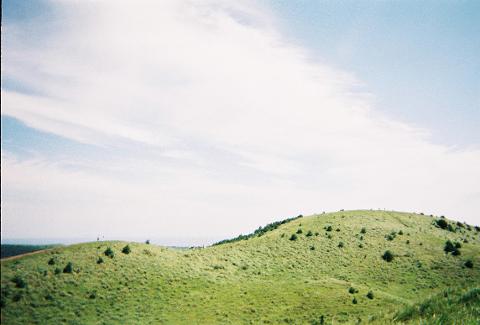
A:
[[1, 210, 479, 324]]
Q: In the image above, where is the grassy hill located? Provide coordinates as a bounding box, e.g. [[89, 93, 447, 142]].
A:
[[1, 210, 479, 324]]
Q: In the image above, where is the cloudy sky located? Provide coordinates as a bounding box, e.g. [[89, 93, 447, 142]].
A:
[[2, 0, 479, 245]]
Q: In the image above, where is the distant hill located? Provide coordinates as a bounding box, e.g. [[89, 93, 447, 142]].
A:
[[1, 245, 59, 259], [1, 210, 479, 324]]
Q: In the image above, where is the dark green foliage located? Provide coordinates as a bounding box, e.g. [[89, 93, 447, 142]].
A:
[[213, 215, 302, 245], [289, 234, 298, 241], [315, 232, 319, 236], [358, 244, 363, 248], [435, 219, 448, 229], [336, 228, 340, 232], [398, 230, 403, 235], [122, 245, 131, 254], [382, 250, 394, 262], [360, 227, 366, 234], [63, 262, 73, 274], [1, 244, 57, 259], [447, 224, 456, 232], [385, 231, 397, 241], [352, 297, 358, 304], [89, 291, 96, 299], [456, 222, 464, 228], [338, 242, 344, 248], [348, 287, 358, 294], [104, 247, 115, 258], [366, 291, 374, 299], [325, 225, 333, 232], [310, 246, 315, 251], [97, 257, 104, 264], [48, 258, 56, 265], [406, 240, 410, 244], [306, 230, 313, 237], [54, 268, 61, 275], [464, 260, 473, 269], [444, 240, 461, 255], [11, 276, 26, 289], [145, 239, 150, 245], [296, 229, 303, 234], [12, 293, 22, 302]]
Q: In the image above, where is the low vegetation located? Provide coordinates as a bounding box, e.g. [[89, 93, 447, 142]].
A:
[[1, 210, 479, 324]]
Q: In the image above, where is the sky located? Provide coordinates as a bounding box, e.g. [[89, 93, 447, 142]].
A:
[[1, 0, 479, 245]]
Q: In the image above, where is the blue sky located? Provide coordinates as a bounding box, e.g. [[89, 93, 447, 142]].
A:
[[267, 0, 480, 146], [1, 0, 479, 243]]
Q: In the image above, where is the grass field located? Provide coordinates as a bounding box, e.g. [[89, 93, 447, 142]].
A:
[[1, 210, 479, 324]]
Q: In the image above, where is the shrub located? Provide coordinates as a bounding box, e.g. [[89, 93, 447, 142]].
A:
[[366, 291, 374, 299], [352, 297, 358, 304], [444, 240, 461, 255], [398, 230, 403, 235], [306, 230, 313, 237], [63, 262, 73, 274], [360, 227, 366, 234], [338, 242, 344, 248], [97, 257, 104, 264], [464, 260, 473, 269], [382, 250, 394, 262], [289, 234, 298, 241], [348, 287, 357, 294], [336, 228, 340, 232], [436, 219, 448, 229], [54, 268, 61, 275], [12, 275, 26, 289], [406, 240, 410, 244], [315, 232, 319, 236], [447, 224, 456, 232], [296, 229, 303, 234], [454, 242, 462, 249], [310, 246, 315, 251], [48, 258, 56, 265], [89, 292, 97, 299], [122, 245, 131, 254], [325, 225, 332, 232], [104, 247, 114, 258], [145, 239, 150, 245], [358, 244, 363, 248], [451, 249, 461, 256]]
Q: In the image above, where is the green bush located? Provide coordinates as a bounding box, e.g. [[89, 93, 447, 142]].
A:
[[360, 227, 366, 234], [104, 247, 115, 258], [145, 239, 150, 244], [97, 257, 104, 264], [310, 246, 315, 251], [338, 242, 344, 248], [48, 258, 56, 265], [352, 297, 358, 304], [54, 268, 61, 275], [444, 240, 461, 255], [348, 287, 357, 294], [122, 245, 131, 254], [306, 230, 313, 237], [435, 219, 448, 229], [12, 275, 26, 289], [325, 225, 333, 232], [366, 291, 374, 299], [464, 260, 473, 269], [289, 234, 298, 241], [63, 262, 73, 274], [296, 229, 303, 234], [382, 250, 394, 262]]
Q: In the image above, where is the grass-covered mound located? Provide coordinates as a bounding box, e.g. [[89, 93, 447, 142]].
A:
[[1, 210, 479, 324]]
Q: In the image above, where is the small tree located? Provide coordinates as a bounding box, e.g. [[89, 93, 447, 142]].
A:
[[145, 239, 150, 245], [325, 225, 333, 232], [63, 262, 73, 274], [436, 219, 448, 229], [296, 229, 303, 234], [104, 247, 115, 258], [12, 275, 26, 288], [382, 250, 394, 262], [289, 234, 298, 241], [97, 257, 104, 264], [338, 242, 344, 248], [122, 245, 131, 254], [352, 297, 358, 304], [360, 227, 366, 234], [306, 230, 313, 237], [48, 258, 56, 265], [366, 291, 374, 299], [464, 260, 473, 269]]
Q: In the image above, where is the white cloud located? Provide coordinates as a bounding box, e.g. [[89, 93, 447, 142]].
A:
[[1, 0, 479, 242]]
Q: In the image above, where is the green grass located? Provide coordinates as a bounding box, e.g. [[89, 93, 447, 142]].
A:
[[1, 210, 480, 324]]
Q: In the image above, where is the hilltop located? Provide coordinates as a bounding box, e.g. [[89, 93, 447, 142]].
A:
[[1, 210, 479, 324]]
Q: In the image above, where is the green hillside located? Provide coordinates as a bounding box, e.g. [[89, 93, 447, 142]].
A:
[[1, 210, 479, 324]]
